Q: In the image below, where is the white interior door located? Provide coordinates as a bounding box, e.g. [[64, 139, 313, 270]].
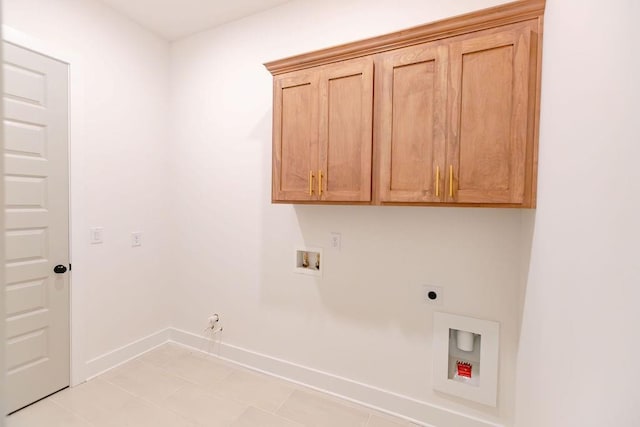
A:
[[3, 41, 70, 414]]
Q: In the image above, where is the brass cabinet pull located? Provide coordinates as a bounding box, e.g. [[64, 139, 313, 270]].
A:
[[309, 170, 314, 196], [435, 166, 440, 197], [449, 165, 454, 198], [318, 170, 324, 196]]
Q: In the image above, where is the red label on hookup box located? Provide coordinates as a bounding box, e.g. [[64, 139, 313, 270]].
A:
[[457, 361, 472, 378]]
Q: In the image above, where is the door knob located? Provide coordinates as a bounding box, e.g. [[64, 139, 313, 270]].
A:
[[53, 264, 68, 274]]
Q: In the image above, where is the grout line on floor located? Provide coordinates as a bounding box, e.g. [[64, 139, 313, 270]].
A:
[[95, 365, 205, 425], [272, 386, 296, 415], [364, 412, 373, 426], [48, 395, 99, 427]]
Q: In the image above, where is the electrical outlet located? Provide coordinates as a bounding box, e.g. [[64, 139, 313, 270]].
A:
[[330, 232, 341, 250], [131, 232, 143, 247], [423, 285, 444, 305]]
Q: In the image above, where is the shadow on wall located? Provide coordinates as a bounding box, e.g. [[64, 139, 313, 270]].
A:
[[258, 169, 528, 339], [517, 210, 536, 332]]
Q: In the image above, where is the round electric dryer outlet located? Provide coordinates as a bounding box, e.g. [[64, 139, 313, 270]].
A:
[[423, 285, 444, 305]]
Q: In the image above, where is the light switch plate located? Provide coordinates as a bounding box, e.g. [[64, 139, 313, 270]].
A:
[[90, 227, 103, 244], [330, 232, 341, 250], [131, 232, 142, 247]]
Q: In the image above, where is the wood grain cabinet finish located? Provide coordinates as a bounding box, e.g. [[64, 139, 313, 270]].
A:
[[272, 57, 373, 202], [319, 58, 374, 202], [446, 22, 537, 205], [376, 43, 449, 203], [272, 71, 319, 201], [375, 21, 538, 206], [266, 0, 544, 207]]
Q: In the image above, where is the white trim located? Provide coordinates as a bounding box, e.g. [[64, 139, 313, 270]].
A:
[[2, 26, 72, 64], [170, 327, 503, 427], [0, 20, 6, 425], [84, 329, 171, 380]]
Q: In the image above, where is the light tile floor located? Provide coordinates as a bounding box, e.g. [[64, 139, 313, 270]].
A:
[[7, 343, 418, 427]]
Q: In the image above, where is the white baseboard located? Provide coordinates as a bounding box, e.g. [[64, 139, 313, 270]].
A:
[[169, 327, 503, 427], [84, 329, 171, 380], [80, 327, 502, 427]]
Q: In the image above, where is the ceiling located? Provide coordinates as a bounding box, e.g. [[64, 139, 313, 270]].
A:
[[99, 0, 292, 41]]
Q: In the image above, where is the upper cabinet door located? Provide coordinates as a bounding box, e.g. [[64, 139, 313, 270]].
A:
[[272, 71, 320, 201], [377, 43, 448, 203], [318, 57, 374, 202], [446, 23, 535, 204]]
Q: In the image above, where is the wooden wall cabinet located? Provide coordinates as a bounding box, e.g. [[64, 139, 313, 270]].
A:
[[272, 57, 373, 202], [266, 0, 544, 208], [376, 21, 538, 206]]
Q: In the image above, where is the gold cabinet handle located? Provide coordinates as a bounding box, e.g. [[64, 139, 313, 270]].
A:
[[449, 165, 454, 198], [318, 170, 323, 196], [309, 170, 314, 196], [435, 166, 440, 197]]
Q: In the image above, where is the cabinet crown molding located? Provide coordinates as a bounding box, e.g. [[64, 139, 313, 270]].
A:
[[264, 0, 545, 75]]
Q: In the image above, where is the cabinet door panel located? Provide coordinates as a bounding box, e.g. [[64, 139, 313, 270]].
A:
[[319, 57, 373, 202], [447, 26, 533, 204], [377, 43, 448, 202], [273, 72, 319, 201]]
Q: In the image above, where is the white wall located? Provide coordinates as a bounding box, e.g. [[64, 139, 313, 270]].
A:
[[3, 0, 172, 383], [515, 1, 640, 426], [169, 0, 525, 425]]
